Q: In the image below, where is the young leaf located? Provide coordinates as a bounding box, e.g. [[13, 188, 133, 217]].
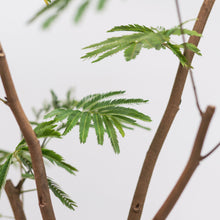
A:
[[92, 113, 105, 145], [82, 23, 201, 64], [0, 154, 13, 195], [103, 116, 120, 153], [79, 112, 92, 143], [63, 110, 82, 135]]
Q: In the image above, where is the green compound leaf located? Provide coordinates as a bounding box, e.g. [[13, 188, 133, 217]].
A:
[[82, 23, 201, 66], [44, 91, 151, 153], [0, 154, 13, 195]]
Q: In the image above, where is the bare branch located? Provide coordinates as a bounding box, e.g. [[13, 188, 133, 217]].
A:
[[0, 43, 56, 220], [127, 1, 215, 219], [153, 105, 215, 220]]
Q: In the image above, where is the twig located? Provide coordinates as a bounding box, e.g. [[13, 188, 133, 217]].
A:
[[153, 106, 215, 219], [0, 43, 56, 220], [127, 1, 215, 219], [175, 0, 203, 116], [200, 142, 220, 160]]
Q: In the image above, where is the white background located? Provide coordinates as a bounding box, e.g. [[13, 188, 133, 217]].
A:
[[0, 0, 220, 219]]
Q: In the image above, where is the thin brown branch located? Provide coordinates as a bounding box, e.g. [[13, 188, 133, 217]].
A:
[[127, 1, 215, 219], [200, 142, 220, 160], [153, 106, 215, 220], [175, 0, 203, 116], [0, 44, 56, 220], [5, 179, 27, 220]]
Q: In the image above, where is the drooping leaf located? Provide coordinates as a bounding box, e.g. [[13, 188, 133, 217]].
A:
[[23, 174, 77, 211], [0, 154, 13, 195], [166, 42, 188, 67], [92, 113, 105, 145], [103, 116, 119, 153], [74, 0, 90, 23], [48, 177, 77, 211], [79, 112, 92, 143], [41, 149, 78, 174], [63, 110, 82, 135]]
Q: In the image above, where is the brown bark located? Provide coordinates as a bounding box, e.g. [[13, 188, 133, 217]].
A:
[[0, 44, 56, 220], [153, 106, 215, 220], [128, 0, 215, 219], [4, 180, 26, 220]]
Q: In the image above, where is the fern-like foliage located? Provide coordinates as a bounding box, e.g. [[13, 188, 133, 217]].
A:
[[47, 177, 77, 210], [82, 23, 202, 66], [23, 173, 77, 211], [29, 0, 109, 28], [44, 90, 151, 153]]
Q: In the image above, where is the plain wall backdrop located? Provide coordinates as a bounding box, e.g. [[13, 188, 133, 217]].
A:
[[0, 0, 220, 219]]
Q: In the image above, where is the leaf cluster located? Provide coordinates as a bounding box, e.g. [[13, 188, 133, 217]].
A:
[[45, 90, 151, 153], [82, 23, 202, 66], [29, 0, 109, 28]]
